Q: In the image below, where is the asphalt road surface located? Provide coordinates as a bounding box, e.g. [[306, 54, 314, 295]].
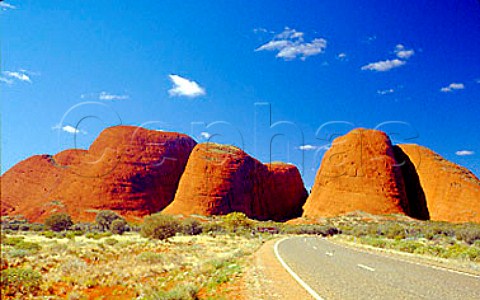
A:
[[276, 237, 480, 300]]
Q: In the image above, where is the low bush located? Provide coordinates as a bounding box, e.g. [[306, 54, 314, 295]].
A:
[[140, 214, 180, 240], [104, 238, 118, 246], [85, 232, 112, 240], [281, 225, 341, 236], [45, 213, 73, 232], [202, 222, 226, 235], [181, 218, 203, 235], [14, 241, 42, 254], [221, 212, 252, 233], [136, 251, 164, 264], [42, 231, 57, 239], [111, 219, 127, 235], [2, 236, 25, 246], [455, 224, 480, 245], [1, 267, 42, 296], [95, 210, 124, 231], [146, 284, 199, 300]]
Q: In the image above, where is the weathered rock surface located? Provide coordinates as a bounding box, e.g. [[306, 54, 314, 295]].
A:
[[1, 126, 196, 222], [163, 143, 307, 221], [303, 129, 411, 218], [397, 144, 480, 223]]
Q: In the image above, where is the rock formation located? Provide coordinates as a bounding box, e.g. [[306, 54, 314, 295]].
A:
[[303, 128, 480, 223], [162, 143, 307, 221], [303, 128, 411, 218], [2, 125, 479, 224], [1, 126, 196, 222], [396, 144, 480, 223]]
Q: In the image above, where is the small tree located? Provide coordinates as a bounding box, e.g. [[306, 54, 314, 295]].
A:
[[141, 214, 180, 240], [95, 210, 123, 231], [44, 213, 73, 232], [111, 219, 127, 235], [222, 212, 252, 233]]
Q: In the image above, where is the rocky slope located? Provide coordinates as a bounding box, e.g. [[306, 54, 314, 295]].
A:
[[396, 144, 480, 223], [303, 128, 479, 223], [162, 143, 307, 221], [303, 129, 412, 218], [1, 126, 196, 222]]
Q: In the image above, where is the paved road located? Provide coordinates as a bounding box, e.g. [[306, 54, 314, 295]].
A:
[[276, 237, 480, 300]]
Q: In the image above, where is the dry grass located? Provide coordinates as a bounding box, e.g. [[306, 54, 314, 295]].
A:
[[1, 232, 264, 299]]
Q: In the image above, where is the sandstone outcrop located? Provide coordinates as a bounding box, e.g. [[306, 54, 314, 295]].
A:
[[162, 143, 307, 221], [396, 144, 480, 223], [303, 129, 411, 218], [1, 126, 196, 222]]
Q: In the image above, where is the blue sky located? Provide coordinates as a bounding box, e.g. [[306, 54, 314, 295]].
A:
[[1, 0, 479, 187]]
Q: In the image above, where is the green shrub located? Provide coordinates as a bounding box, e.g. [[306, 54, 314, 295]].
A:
[[66, 232, 76, 240], [42, 231, 57, 239], [85, 232, 112, 240], [45, 213, 73, 232], [221, 212, 252, 233], [15, 241, 41, 254], [110, 219, 127, 235], [8, 249, 29, 258], [455, 225, 480, 245], [1, 267, 42, 296], [19, 224, 30, 231], [29, 223, 46, 232], [104, 238, 118, 246], [181, 218, 203, 235], [2, 236, 25, 246], [95, 210, 124, 231], [141, 214, 180, 240], [281, 225, 340, 236], [136, 251, 164, 264], [202, 222, 226, 235], [145, 284, 199, 300]]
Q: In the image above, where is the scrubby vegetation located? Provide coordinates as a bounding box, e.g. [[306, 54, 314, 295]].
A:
[[44, 213, 73, 232], [95, 210, 125, 231], [141, 214, 181, 240], [1, 211, 479, 298]]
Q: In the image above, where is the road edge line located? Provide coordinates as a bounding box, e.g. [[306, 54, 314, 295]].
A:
[[274, 237, 325, 300]]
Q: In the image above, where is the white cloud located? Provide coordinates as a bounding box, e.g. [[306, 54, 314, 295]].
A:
[[361, 59, 406, 72], [456, 150, 474, 156], [336, 53, 347, 60], [99, 91, 129, 101], [168, 74, 206, 98], [377, 88, 395, 95], [2, 70, 32, 83], [255, 27, 327, 61], [52, 124, 87, 135], [395, 44, 415, 59], [298, 144, 330, 151], [253, 28, 270, 34], [200, 132, 211, 139], [81, 91, 130, 100], [0, 2, 16, 10], [440, 82, 465, 93], [0, 77, 13, 85]]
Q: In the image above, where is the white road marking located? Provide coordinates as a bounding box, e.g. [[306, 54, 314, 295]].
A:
[[357, 264, 375, 272], [274, 238, 325, 300]]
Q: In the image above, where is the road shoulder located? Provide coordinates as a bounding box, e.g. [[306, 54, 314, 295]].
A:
[[244, 238, 315, 300]]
